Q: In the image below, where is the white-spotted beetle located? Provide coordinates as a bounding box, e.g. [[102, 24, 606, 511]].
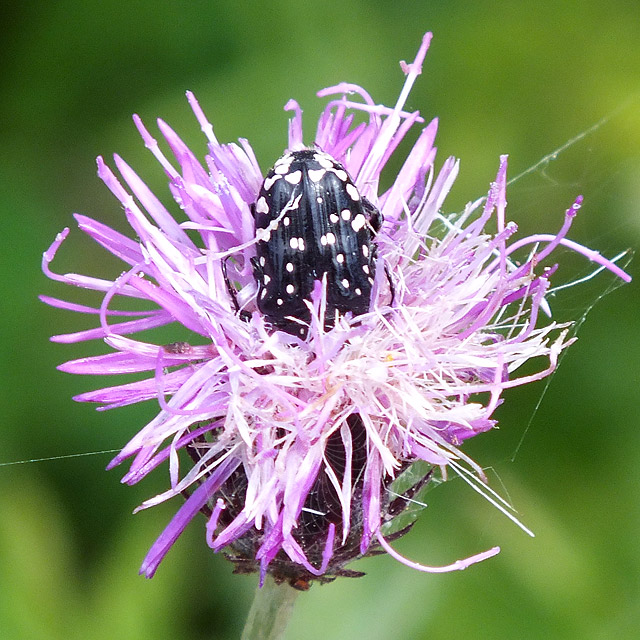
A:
[[251, 149, 381, 336]]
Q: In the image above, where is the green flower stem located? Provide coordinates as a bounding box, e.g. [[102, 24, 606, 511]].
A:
[[241, 575, 300, 640]]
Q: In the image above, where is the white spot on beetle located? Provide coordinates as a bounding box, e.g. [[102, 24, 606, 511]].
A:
[[286, 262, 294, 272], [329, 213, 339, 224], [336, 253, 345, 264], [285, 170, 302, 184], [314, 154, 334, 169], [263, 175, 281, 191], [326, 232, 336, 245], [362, 244, 369, 257], [320, 235, 327, 246], [256, 228, 271, 242], [316, 196, 323, 204], [355, 287, 362, 295], [362, 264, 370, 274], [274, 164, 291, 175], [346, 183, 360, 201], [283, 216, 291, 227], [298, 237, 305, 251], [259, 256, 266, 267], [341, 278, 350, 288], [277, 298, 284, 305], [341, 208, 351, 221], [289, 237, 299, 249], [332, 168, 348, 181], [263, 274, 271, 285], [274, 155, 293, 174], [308, 168, 326, 182], [286, 284, 295, 294], [256, 197, 269, 214], [351, 213, 366, 232], [260, 289, 267, 299]]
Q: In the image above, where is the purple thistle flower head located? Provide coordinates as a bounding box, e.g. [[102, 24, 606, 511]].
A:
[[43, 32, 630, 588]]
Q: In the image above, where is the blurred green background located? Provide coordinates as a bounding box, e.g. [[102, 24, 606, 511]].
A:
[[1, 1, 638, 639]]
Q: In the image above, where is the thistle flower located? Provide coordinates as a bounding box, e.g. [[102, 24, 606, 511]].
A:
[[42, 32, 630, 589]]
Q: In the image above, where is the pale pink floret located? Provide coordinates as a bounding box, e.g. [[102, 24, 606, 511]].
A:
[[42, 32, 630, 581]]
